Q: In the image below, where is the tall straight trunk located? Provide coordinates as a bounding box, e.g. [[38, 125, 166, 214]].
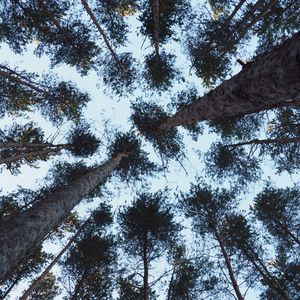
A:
[[20, 216, 92, 300], [0, 152, 128, 280], [159, 32, 300, 132], [0, 142, 67, 149], [226, 136, 300, 149], [143, 236, 149, 300], [152, 0, 160, 56], [80, 0, 122, 68], [211, 223, 244, 300]]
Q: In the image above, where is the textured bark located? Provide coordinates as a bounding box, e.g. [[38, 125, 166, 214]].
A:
[[211, 223, 244, 300], [159, 32, 300, 131], [19, 216, 91, 300], [0, 152, 127, 280], [81, 0, 122, 68]]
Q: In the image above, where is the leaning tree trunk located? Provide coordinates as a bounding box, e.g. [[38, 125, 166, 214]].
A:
[[211, 223, 244, 300], [0, 152, 128, 280], [159, 32, 300, 132], [19, 215, 92, 300]]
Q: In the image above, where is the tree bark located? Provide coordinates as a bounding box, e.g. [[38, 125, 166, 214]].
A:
[[226, 136, 300, 149], [143, 235, 149, 300], [152, 0, 160, 56], [211, 223, 244, 300], [159, 32, 300, 132], [227, 0, 247, 25], [81, 0, 122, 68], [19, 216, 91, 300], [0, 152, 128, 280]]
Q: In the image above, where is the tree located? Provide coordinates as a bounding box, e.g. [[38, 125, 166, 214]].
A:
[[179, 183, 245, 300], [60, 204, 116, 300], [133, 32, 300, 150], [221, 213, 290, 299], [253, 184, 300, 247], [0, 123, 100, 173], [118, 190, 181, 300], [0, 132, 157, 280]]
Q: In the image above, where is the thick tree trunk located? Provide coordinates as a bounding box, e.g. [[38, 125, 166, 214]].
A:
[[159, 32, 300, 131], [19, 216, 91, 300], [211, 223, 244, 300], [0, 152, 128, 280]]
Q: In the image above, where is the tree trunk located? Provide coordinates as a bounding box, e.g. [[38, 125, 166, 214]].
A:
[[70, 268, 88, 300], [159, 32, 300, 132], [143, 235, 149, 300], [0, 152, 128, 280], [80, 0, 122, 69], [152, 0, 160, 56], [245, 242, 290, 299], [211, 223, 244, 300], [227, 0, 247, 25], [226, 136, 300, 149], [0, 146, 66, 165], [19, 216, 91, 300]]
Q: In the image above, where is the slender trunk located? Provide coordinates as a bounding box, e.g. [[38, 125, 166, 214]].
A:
[[211, 224, 244, 300], [0, 152, 128, 280], [227, 0, 247, 25], [152, 0, 160, 56], [226, 136, 300, 149], [1, 274, 22, 299], [70, 268, 88, 300], [0, 142, 60, 149], [166, 268, 175, 300], [234, 0, 264, 33], [143, 235, 149, 300], [159, 32, 300, 132], [245, 243, 290, 299], [237, 0, 277, 40], [80, 0, 122, 68], [20, 216, 91, 300], [0, 146, 66, 165]]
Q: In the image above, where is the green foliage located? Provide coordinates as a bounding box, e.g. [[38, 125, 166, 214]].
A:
[[143, 51, 178, 91], [205, 142, 261, 188], [67, 125, 100, 158], [118, 190, 180, 258], [253, 184, 300, 248], [108, 132, 159, 182], [138, 0, 190, 44], [131, 101, 184, 159]]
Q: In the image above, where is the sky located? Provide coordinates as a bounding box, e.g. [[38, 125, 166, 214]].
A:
[[1, 1, 299, 299]]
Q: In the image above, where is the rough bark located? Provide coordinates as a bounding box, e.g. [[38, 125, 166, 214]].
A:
[[19, 216, 91, 300], [211, 223, 244, 300], [0, 152, 128, 280], [159, 32, 300, 132]]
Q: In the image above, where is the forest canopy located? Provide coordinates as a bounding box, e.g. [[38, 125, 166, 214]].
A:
[[0, 0, 300, 299]]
